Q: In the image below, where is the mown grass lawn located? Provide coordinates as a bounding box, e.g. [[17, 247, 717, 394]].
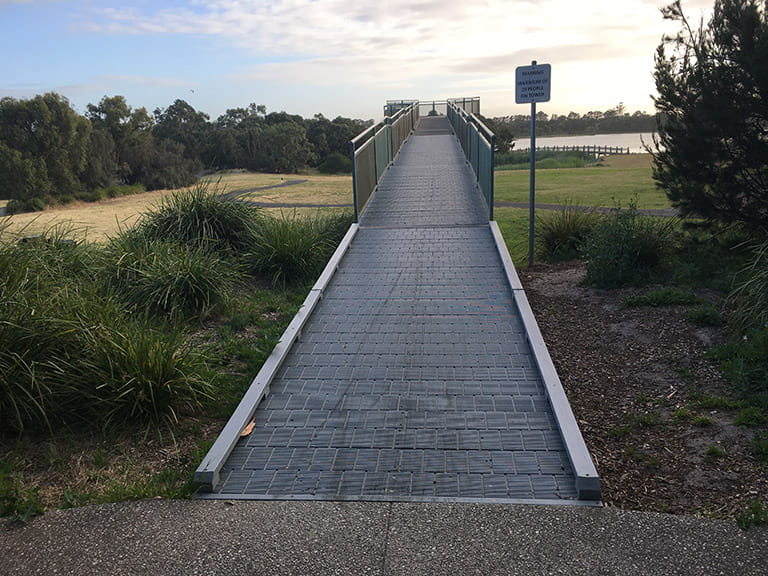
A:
[[494, 154, 670, 210]]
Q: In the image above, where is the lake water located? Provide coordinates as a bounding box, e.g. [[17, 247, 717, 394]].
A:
[[514, 132, 656, 154]]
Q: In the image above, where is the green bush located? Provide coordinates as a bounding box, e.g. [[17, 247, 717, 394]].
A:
[[135, 181, 262, 253], [581, 201, 678, 288], [729, 236, 768, 333], [709, 328, 768, 398], [0, 291, 216, 432], [104, 184, 145, 199], [0, 464, 44, 522], [0, 223, 217, 432], [246, 211, 352, 287], [685, 305, 722, 327], [105, 237, 239, 319], [736, 500, 768, 529], [538, 205, 600, 261], [318, 152, 352, 174], [84, 319, 216, 427], [495, 150, 593, 170]]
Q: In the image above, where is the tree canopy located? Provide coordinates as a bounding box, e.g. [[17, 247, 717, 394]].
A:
[[650, 0, 768, 229], [0, 93, 372, 212], [0, 93, 91, 210], [491, 106, 656, 139]]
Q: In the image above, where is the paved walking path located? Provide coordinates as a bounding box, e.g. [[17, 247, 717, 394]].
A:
[[3, 500, 767, 576], [201, 117, 598, 503]]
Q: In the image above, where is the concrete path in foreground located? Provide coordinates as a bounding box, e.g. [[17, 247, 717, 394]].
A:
[[1, 499, 766, 576]]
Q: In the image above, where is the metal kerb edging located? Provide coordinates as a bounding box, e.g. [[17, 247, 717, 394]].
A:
[[193, 224, 360, 491], [489, 221, 602, 501]]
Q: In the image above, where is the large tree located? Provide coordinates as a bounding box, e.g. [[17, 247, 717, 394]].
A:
[[650, 0, 768, 228], [153, 99, 213, 165], [86, 95, 154, 182], [0, 93, 90, 208]]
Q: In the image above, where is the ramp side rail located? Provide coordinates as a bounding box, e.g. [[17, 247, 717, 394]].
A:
[[447, 101, 495, 220], [350, 102, 420, 222]]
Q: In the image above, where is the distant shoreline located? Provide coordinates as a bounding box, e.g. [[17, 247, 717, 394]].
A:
[[514, 132, 656, 154]]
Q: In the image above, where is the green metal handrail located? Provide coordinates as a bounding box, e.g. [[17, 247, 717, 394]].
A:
[[350, 101, 420, 222], [447, 100, 495, 220]]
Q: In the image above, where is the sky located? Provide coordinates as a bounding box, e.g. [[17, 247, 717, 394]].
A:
[[0, 0, 715, 122]]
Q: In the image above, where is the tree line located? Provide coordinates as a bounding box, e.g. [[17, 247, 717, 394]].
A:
[[0, 93, 371, 213], [486, 105, 656, 153]]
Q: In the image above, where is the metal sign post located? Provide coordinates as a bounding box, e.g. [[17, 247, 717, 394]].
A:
[[515, 61, 551, 267]]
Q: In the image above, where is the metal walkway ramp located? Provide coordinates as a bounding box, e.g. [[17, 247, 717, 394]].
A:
[[195, 116, 600, 504]]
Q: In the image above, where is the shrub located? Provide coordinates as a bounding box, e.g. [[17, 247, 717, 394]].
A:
[[0, 224, 216, 432], [135, 181, 261, 253], [84, 318, 216, 427], [246, 214, 331, 287], [736, 500, 768, 529], [0, 289, 216, 431], [246, 211, 352, 287], [318, 152, 352, 174], [537, 204, 599, 261], [685, 305, 722, 327], [753, 434, 768, 464], [734, 406, 768, 428], [104, 184, 145, 199], [495, 150, 593, 170], [581, 200, 678, 288], [103, 233, 239, 320], [0, 465, 44, 522], [709, 328, 768, 398], [729, 236, 768, 333]]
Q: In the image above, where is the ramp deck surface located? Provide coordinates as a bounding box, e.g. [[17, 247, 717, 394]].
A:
[[208, 117, 592, 503]]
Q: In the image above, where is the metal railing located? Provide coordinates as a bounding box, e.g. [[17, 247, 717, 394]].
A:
[[447, 97, 480, 115], [350, 101, 419, 221], [447, 100, 495, 220], [384, 99, 418, 117]]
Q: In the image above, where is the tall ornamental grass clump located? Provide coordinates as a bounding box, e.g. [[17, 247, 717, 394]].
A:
[[246, 211, 353, 287], [102, 231, 239, 320], [729, 236, 768, 334], [134, 181, 262, 252], [0, 223, 98, 431], [0, 223, 216, 433], [581, 201, 677, 288], [537, 204, 600, 261], [716, 236, 768, 402], [82, 316, 216, 428]]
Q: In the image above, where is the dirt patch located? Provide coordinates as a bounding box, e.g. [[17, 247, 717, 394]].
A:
[[521, 261, 766, 516]]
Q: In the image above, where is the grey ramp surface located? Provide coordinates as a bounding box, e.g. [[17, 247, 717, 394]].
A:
[[2, 499, 767, 576], [212, 226, 579, 502], [359, 136, 488, 228], [202, 115, 595, 502]]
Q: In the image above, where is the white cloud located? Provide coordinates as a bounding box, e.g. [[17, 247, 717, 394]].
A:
[[74, 0, 716, 115], [83, 0, 664, 62]]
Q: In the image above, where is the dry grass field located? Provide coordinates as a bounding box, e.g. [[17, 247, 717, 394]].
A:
[[0, 171, 354, 241]]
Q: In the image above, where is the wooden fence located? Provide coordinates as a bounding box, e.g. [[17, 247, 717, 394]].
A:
[[519, 145, 630, 155]]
